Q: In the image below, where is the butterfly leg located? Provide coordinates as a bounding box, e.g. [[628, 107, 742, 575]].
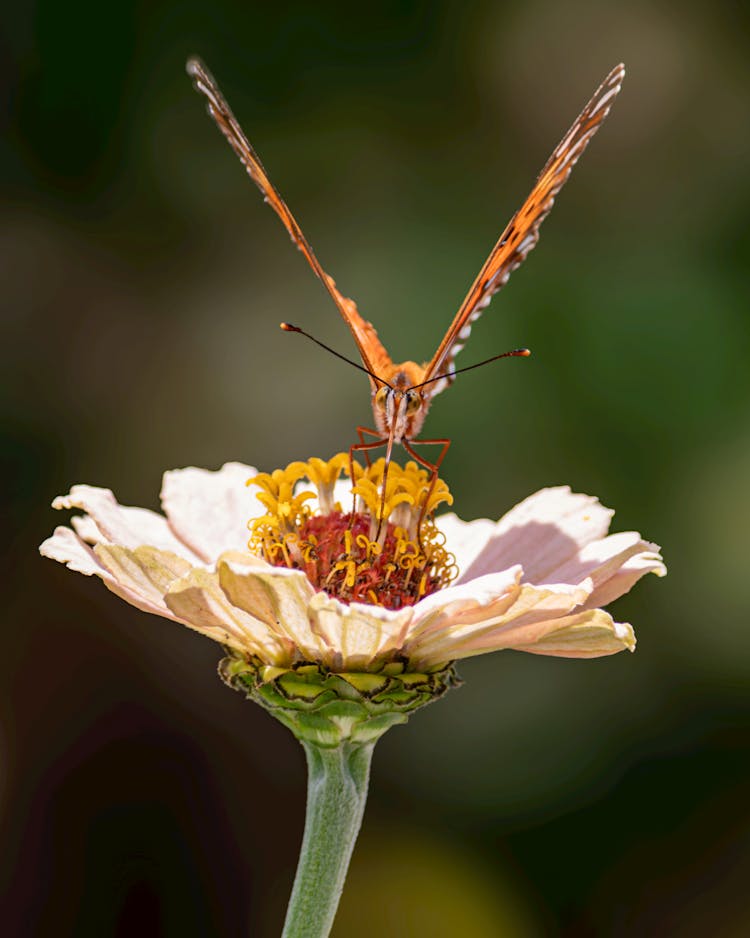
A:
[[402, 437, 452, 548], [349, 430, 387, 527], [355, 425, 381, 469]]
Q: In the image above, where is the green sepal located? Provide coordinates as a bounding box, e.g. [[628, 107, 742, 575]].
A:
[[219, 653, 461, 747]]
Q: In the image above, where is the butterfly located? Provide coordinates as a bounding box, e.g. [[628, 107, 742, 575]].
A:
[[187, 58, 625, 510]]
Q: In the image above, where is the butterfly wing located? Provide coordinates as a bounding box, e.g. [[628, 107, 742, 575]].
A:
[[423, 63, 626, 395], [186, 57, 391, 384]]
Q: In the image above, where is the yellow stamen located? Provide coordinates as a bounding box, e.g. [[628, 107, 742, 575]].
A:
[[246, 453, 456, 609]]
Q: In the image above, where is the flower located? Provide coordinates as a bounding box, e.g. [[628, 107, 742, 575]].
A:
[[40, 454, 665, 675]]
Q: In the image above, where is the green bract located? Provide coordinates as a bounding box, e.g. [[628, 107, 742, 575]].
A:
[[220, 653, 461, 747]]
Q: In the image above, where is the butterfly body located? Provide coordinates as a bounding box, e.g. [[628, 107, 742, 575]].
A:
[[187, 57, 625, 497]]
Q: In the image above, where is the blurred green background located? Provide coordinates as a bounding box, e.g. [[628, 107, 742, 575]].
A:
[[3, 1, 749, 935]]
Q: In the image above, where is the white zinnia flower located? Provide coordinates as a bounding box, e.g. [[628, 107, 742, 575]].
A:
[[40, 455, 664, 674]]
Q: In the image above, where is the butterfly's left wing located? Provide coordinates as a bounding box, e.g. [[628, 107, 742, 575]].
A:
[[423, 63, 625, 395], [187, 57, 392, 384]]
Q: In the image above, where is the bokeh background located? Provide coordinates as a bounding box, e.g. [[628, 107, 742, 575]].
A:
[[3, 1, 749, 935]]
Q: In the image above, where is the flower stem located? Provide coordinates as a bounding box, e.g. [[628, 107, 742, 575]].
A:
[[282, 741, 374, 938]]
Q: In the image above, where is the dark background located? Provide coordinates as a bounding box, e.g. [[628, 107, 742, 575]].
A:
[[3, 1, 749, 935]]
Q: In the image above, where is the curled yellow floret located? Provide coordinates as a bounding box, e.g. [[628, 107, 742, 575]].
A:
[[246, 453, 456, 610]]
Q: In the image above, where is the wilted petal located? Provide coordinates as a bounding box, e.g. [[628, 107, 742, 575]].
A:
[[40, 526, 177, 618], [95, 544, 194, 619], [452, 487, 614, 583], [217, 552, 325, 661], [52, 485, 201, 560], [70, 514, 104, 544], [513, 608, 636, 658], [41, 525, 111, 577], [165, 566, 289, 662], [161, 462, 261, 563], [308, 594, 414, 671]]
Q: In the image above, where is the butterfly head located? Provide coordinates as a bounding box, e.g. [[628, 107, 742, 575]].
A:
[[372, 364, 430, 443]]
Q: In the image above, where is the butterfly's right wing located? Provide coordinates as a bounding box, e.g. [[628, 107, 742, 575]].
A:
[[186, 57, 391, 383], [423, 63, 626, 395]]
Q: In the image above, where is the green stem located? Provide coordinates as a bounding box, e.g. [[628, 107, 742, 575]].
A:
[[282, 741, 374, 938]]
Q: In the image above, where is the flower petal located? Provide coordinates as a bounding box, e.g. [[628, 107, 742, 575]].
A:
[[449, 487, 614, 584], [161, 462, 261, 563], [308, 594, 414, 671], [408, 566, 525, 640], [41, 525, 112, 578], [216, 551, 326, 661], [94, 543, 194, 619], [541, 530, 658, 589], [52, 485, 201, 560], [581, 541, 666, 609], [165, 565, 290, 662], [40, 526, 190, 620], [512, 608, 636, 658], [435, 514, 497, 581], [70, 514, 104, 544], [407, 575, 593, 668]]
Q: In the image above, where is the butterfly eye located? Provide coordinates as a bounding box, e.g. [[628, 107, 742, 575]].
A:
[[375, 387, 389, 411], [404, 392, 422, 415]]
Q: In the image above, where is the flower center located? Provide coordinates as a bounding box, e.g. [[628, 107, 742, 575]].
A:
[[247, 454, 457, 609]]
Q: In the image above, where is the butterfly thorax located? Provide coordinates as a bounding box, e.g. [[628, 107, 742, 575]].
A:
[[371, 361, 430, 442]]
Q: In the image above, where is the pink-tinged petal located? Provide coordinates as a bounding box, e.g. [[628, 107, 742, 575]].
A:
[[407, 577, 593, 668], [543, 530, 653, 587], [408, 566, 524, 641], [513, 609, 636, 658], [41, 525, 111, 578], [308, 594, 414, 671], [160, 463, 261, 563], [453, 487, 614, 584], [435, 514, 497, 581], [582, 543, 666, 609], [165, 566, 289, 663], [94, 544, 194, 620], [52, 485, 202, 561], [40, 526, 186, 620], [217, 552, 325, 661], [70, 514, 104, 544]]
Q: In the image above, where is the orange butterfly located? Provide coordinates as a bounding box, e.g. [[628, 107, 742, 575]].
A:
[[187, 58, 624, 504]]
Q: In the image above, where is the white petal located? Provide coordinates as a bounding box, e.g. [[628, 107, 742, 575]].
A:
[[513, 608, 636, 658], [543, 530, 646, 586], [160, 462, 261, 563], [71, 514, 104, 544], [165, 565, 289, 662], [40, 526, 184, 620], [435, 513, 497, 581], [41, 525, 111, 577], [94, 543, 194, 619], [408, 566, 524, 641], [450, 487, 613, 583], [52, 485, 201, 560], [308, 593, 414, 670], [582, 542, 666, 609], [408, 577, 592, 668], [217, 551, 325, 661]]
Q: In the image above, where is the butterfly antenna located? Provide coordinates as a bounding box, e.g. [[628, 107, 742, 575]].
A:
[[280, 323, 392, 388], [410, 348, 531, 392]]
